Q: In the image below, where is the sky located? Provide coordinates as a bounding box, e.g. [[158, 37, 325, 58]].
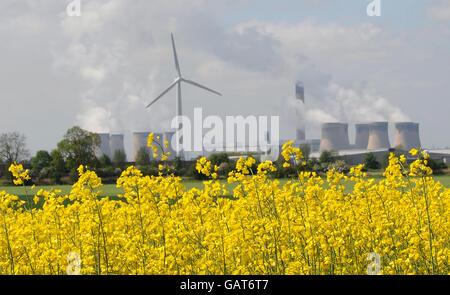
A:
[[1, 0, 450, 158]]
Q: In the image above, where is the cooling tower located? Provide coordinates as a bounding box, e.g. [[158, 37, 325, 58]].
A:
[[110, 134, 126, 160], [132, 132, 150, 161], [393, 122, 421, 151], [320, 123, 350, 151], [354, 123, 370, 149], [163, 131, 176, 160], [367, 122, 391, 150], [95, 133, 111, 159]]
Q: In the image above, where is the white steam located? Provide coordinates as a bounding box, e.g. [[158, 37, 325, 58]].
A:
[[289, 82, 410, 127]]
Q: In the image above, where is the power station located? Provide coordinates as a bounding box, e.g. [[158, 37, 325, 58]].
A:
[[92, 34, 427, 164]]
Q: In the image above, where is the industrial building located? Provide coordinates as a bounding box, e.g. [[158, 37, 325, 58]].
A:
[[110, 134, 126, 160], [95, 133, 112, 159], [319, 123, 350, 152], [95, 133, 127, 161], [97, 83, 435, 165], [393, 122, 421, 151], [367, 122, 391, 150], [295, 81, 306, 141], [308, 121, 424, 164], [132, 132, 150, 161]]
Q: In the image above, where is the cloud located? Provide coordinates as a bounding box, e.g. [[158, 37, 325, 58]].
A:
[[428, 0, 450, 21], [0, 0, 449, 156]]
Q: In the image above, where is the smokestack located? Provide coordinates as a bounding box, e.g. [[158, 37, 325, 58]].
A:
[[393, 122, 421, 151], [132, 132, 150, 161], [320, 123, 350, 151], [367, 122, 390, 150], [110, 134, 126, 160], [354, 123, 370, 149], [95, 133, 111, 159], [295, 81, 305, 141]]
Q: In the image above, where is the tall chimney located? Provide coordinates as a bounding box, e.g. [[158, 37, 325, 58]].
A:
[[110, 134, 126, 160], [320, 123, 350, 151], [367, 122, 390, 150], [295, 81, 305, 141], [354, 123, 370, 149], [95, 133, 111, 159], [132, 132, 150, 161], [393, 122, 421, 151]]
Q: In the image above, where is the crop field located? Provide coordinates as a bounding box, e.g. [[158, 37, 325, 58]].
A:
[[0, 143, 449, 275], [2, 173, 450, 203]]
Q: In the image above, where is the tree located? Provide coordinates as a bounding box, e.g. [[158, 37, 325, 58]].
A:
[[300, 144, 311, 162], [31, 150, 52, 172], [172, 156, 185, 176], [57, 126, 100, 172], [208, 153, 230, 166], [0, 132, 30, 165], [364, 153, 380, 170], [98, 154, 112, 168], [319, 150, 337, 164], [425, 157, 447, 175], [135, 147, 150, 166], [48, 149, 65, 183], [112, 150, 127, 168]]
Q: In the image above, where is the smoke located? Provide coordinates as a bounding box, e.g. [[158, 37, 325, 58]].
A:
[[51, 1, 173, 135], [288, 81, 410, 128]]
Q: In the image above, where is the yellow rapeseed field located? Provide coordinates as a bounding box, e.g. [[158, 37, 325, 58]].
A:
[[0, 136, 448, 275]]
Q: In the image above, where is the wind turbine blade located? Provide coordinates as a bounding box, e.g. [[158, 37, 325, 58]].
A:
[[146, 80, 178, 108], [171, 33, 181, 77], [182, 79, 222, 96]]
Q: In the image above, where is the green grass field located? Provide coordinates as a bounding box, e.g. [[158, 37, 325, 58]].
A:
[[2, 173, 450, 202]]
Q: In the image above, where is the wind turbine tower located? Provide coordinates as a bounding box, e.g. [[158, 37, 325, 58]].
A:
[[146, 34, 222, 158]]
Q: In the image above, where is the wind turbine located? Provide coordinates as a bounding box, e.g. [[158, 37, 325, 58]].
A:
[[146, 33, 222, 158]]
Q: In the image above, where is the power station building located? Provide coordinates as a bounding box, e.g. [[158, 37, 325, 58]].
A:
[[309, 121, 424, 164], [393, 122, 421, 151], [95, 133, 127, 161], [95, 133, 112, 159]]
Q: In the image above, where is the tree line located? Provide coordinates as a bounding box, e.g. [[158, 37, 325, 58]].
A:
[[1, 126, 448, 185]]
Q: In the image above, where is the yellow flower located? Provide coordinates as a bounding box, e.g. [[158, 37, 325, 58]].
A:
[[147, 133, 154, 147], [1, 147, 448, 275]]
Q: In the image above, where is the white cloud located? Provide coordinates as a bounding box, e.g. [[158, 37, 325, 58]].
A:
[[0, 0, 450, 156], [428, 0, 450, 21]]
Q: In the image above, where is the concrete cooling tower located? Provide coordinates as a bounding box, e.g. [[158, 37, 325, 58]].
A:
[[354, 123, 370, 149], [110, 134, 126, 160], [95, 133, 111, 159], [132, 132, 150, 161], [393, 122, 421, 151], [367, 122, 391, 150], [320, 123, 350, 151]]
